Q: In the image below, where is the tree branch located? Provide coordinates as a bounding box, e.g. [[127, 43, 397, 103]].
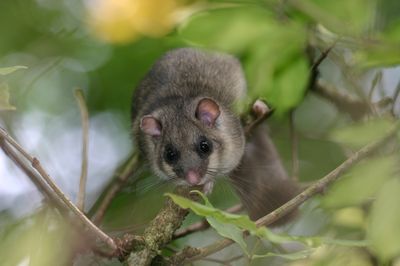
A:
[[0, 127, 118, 252], [126, 186, 200, 265], [74, 88, 90, 211], [0, 139, 66, 210], [173, 124, 398, 263]]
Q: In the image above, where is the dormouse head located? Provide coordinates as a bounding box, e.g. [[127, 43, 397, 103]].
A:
[[139, 97, 244, 186]]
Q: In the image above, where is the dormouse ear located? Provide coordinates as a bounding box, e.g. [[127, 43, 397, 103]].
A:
[[140, 115, 162, 136], [195, 98, 220, 127]]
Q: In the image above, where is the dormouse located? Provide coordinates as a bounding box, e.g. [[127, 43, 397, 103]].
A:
[[131, 48, 246, 191]]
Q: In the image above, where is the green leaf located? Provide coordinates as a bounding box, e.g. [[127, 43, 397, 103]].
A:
[[383, 20, 400, 43], [0, 208, 71, 266], [191, 190, 249, 253], [256, 226, 368, 248], [179, 7, 276, 53], [354, 44, 400, 68], [246, 42, 308, 113], [166, 191, 252, 253], [0, 83, 16, 111], [354, 21, 400, 68], [368, 178, 400, 260], [180, 6, 309, 113], [207, 217, 249, 255], [293, 0, 375, 35], [330, 118, 393, 149], [166, 191, 369, 250], [322, 156, 396, 208], [0, 65, 27, 75], [166, 192, 258, 232], [268, 56, 309, 114]]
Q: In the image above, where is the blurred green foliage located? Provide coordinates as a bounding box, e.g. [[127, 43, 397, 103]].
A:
[[330, 118, 393, 149], [368, 178, 400, 261], [322, 156, 397, 208], [180, 6, 309, 113], [0, 208, 71, 266]]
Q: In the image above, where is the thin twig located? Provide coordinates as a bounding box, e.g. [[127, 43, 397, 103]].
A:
[[1, 139, 120, 259], [254, 131, 394, 226], [74, 88, 90, 211], [91, 154, 139, 225], [368, 71, 382, 103], [31, 159, 118, 251], [392, 81, 400, 116], [0, 127, 118, 252], [173, 219, 210, 240], [175, 124, 398, 263], [310, 39, 338, 72], [367, 72, 383, 116], [307, 38, 338, 99], [0, 127, 34, 161], [0, 140, 66, 210], [289, 110, 299, 181]]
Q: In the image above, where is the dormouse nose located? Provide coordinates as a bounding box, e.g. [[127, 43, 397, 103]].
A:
[[179, 150, 206, 185], [185, 169, 201, 185]]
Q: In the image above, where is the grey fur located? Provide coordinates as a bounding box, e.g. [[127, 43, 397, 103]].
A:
[[230, 125, 299, 224], [131, 48, 246, 186]]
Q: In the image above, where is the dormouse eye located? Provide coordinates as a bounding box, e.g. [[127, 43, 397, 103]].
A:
[[197, 136, 213, 158], [164, 144, 180, 164]]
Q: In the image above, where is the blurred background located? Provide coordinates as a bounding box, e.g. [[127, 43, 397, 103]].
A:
[[0, 0, 400, 265]]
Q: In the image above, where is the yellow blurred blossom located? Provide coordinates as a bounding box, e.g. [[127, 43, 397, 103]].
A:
[[86, 0, 183, 44]]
